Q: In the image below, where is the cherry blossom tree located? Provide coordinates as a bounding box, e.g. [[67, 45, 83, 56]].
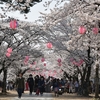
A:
[[1, 0, 100, 98], [38, 0, 100, 97], [0, 18, 66, 93], [0, 0, 42, 13], [0, 20, 45, 93]]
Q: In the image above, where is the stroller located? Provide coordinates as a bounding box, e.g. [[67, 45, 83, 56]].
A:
[[58, 86, 65, 95]]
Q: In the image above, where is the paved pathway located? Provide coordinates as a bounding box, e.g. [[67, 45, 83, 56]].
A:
[[10, 91, 93, 100], [11, 93, 54, 100]]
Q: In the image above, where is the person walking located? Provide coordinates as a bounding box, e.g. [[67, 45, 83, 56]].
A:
[[34, 75, 40, 95], [16, 73, 25, 98], [45, 76, 51, 93], [69, 80, 74, 93], [74, 80, 79, 93], [27, 74, 34, 95], [38, 76, 45, 96], [53, 78, 59, 97]]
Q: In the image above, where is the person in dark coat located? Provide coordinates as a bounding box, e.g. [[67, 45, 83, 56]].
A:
[[16, 73, 25, 98], [53, 78, 59, 97], [38, 76, 45, 95], [34, 75, 39, 95], [27, 74, 34, 95], [45, 76, 51, 92]]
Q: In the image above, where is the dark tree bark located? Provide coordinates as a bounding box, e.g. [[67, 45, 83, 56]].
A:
[[95, 64, 99, 98], [86, 47, 92, 83], [0, 67, 3, 74], [81, 47, 91, 96], [81, 66, 87, 83], [2, 68, 7, 94]]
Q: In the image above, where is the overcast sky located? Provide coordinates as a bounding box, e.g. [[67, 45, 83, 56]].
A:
[[0, 0, 67, 22]]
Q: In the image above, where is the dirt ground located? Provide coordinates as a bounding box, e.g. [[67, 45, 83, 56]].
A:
[[0, 91, 17, 100], [0, 90, 99, 100]]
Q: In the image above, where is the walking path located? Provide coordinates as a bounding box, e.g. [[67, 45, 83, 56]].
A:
[[0, 91, 94, 100], [12, 93, 53, 100]]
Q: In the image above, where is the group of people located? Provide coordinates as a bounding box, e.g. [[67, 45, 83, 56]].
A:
[[15, 73, 45, 98], [15, 73, 66, 98], [6, 81, 14, 91], [64, 80, 95, 95], [15, 73, 95, 98], [27, 74, 45, 96]]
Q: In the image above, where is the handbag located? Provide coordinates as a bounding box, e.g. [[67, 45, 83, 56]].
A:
[[36, 89, 40, 95]]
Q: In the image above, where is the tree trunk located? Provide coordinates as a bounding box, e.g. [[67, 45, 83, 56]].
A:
[[86, 47, 91, 82], [86, 65, 91, 82], [81, 47, 91, 96], [84, 65, 91, 96], [81, 66, 87, 83], [95, 64, 99, 98], [2, 68, 7, 94]]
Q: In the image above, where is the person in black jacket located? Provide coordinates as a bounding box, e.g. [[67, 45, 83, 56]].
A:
[[34, 75, 40, 95], [27, 74, 34, 95], [38, 76, 45, 96]]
